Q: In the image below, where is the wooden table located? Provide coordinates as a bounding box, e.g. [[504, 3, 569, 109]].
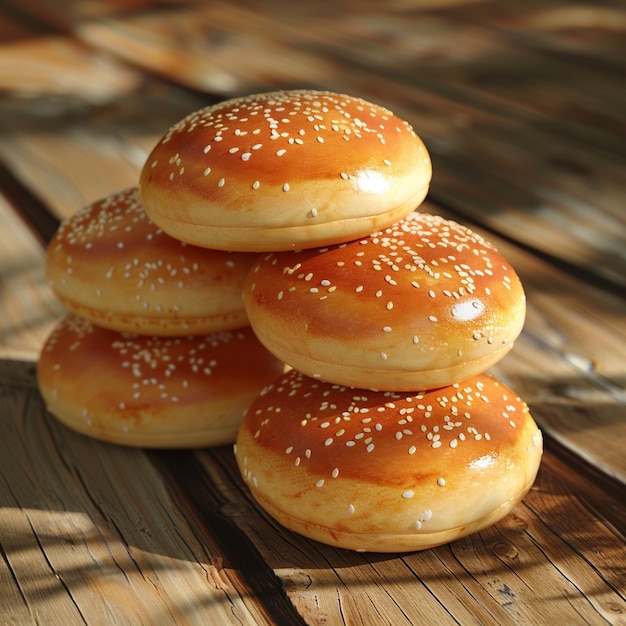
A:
[[1, 1, 625, 623]]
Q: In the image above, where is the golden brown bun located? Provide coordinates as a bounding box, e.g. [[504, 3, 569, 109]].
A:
[[235, 369, 542, 552], [139, 90, 431, 251], [37, 314, 285, 448], [45, 187, 257, 335], [244, 212, 526, 391]]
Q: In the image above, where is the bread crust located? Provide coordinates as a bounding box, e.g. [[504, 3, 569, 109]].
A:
[[139, 90, 432, 251], [37, 315, 285, 447], [244, 212, 526, 390], [235, 369, 543, 552], [45, 187, 256, 335]]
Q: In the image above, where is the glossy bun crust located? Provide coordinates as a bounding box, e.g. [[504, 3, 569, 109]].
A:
[[235, 369, 543, 552], [139, 90, 431, 251], [244, 212, 526, 391], [45, 187, 256, 335], [37, 314, 285, 447]]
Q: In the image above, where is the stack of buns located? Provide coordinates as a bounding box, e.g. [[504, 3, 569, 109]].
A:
[[38, 89, 542, 552], [37, 187, 284, 447]]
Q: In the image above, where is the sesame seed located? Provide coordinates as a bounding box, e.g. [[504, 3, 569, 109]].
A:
[[437, 477, 446, 486], [402, 490, 414, 499]]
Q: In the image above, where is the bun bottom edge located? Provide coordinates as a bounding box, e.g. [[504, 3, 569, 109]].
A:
[[56, 296, 249, 336], [247, 485, 534, 553], [44, 407, 238, 449], [146, 194, 428, 252], [250, 341, 515, 392]]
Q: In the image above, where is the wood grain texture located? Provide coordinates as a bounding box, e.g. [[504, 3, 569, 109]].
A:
[[1, 361, 625, 625], [0, 193, 64, 360], [0, 362, 276, 625], [0, 0, 625, 623], [65, 0, 626, 290]]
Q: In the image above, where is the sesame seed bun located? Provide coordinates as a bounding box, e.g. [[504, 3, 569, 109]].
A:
[[244, 212, 526, 391], [45, 187, 257, 336], [37, 314, 285, 448], [139, 90, 432, 251], [235, 369, 543, 552]]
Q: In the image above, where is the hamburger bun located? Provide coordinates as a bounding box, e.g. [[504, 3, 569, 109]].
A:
[[45, 187, 256, 335], [235, 369, 543, 552], [139, 89, 431, 251], [37, 314, 285, 448], [244, 212, 526, 391]]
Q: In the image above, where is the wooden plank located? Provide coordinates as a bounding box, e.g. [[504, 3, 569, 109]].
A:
[[0, 0, 183, 29], [436, 0, 626, 70], [177, 447, 626, 625], [74, 6, 339, 96], [176, 2, 625, 155], [0, 362, 274, 625], [0, 194, 64, 361], [0, 34, 141, 101], [63, 3, 626, 292], [2, 362, 624, 625], [0, 81, 203, 220]]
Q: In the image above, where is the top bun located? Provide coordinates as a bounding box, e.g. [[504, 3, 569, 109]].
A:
[[139, 90, 432, 251]]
